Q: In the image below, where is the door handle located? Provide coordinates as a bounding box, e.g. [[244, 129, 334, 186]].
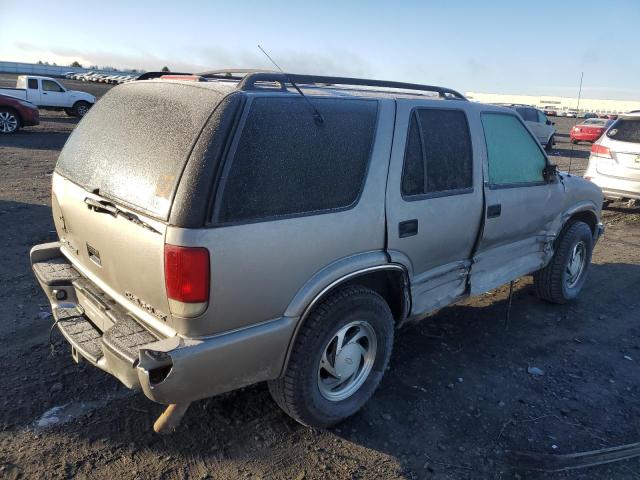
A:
[[399, 219, 418, 238], [487, 204, 502, 218]]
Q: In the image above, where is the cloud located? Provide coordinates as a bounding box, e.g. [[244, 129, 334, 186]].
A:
[[9, 41, 373, 76]]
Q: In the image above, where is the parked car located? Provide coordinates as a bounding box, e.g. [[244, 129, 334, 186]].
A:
[[0, 93, 39, 134], [0, 75, 95, 117], [584, 111, 640, 200], [608, 114, 619, 120], [557, 110, 567, 117], [583, 112, 598, 119], [570, 118, 614, 144], [507, 105, 556, 150], [31, 72, 603, 433], [543, 107, 558, 116], [566, 110, 578, 118]]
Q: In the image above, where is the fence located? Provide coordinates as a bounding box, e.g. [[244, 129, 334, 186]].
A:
[[0, 61, 136, 78]]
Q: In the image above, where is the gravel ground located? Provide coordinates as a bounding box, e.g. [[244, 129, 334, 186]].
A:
[[1, 73, 639, 479]]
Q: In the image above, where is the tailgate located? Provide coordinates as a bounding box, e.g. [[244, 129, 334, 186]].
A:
[[53, 174, 173, 334], [597, 140, 640, 181], [49, 80, 229, 334]]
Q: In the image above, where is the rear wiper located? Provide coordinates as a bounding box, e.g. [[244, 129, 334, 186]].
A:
[[84, 197, 161, 234]]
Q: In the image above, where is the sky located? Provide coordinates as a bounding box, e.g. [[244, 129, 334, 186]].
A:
[[0, 0, 638, 100]]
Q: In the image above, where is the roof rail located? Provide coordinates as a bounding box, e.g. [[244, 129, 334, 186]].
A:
[[136, 71, 193, 81], [236, 72, 467, 100], [198, 69, 277, 80]]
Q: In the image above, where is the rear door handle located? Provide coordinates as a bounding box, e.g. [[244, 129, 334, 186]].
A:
[[399, 219, 418, 238], [487, 204, 502, 218]]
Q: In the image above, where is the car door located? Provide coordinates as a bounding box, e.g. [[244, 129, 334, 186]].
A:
[[536, 109, 554, 144], [469, 110, 564, 294], [26, 78, 41, 105], [40, 79, 67, 107], [386, 101, 484, 316]]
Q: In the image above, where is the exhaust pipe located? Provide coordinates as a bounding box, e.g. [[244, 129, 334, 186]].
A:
[[153, 403, 191, 434]]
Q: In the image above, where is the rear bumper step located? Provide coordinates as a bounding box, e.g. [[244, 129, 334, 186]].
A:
[[31, 242, 298, 405]]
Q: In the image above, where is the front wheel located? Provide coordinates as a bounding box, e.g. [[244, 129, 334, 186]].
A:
[[268, 286, 394, 428], [0, 108, 20, 134], [545, 134, 555, 151], [73, 101, 91, 117], [534, 221, 593, 304]]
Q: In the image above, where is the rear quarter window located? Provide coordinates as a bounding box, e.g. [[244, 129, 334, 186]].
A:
[[607, 118, 640, 143], [215, 96, 378, 224]]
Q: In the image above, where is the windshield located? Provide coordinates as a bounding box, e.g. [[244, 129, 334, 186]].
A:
[[56, 81, 226, 219]]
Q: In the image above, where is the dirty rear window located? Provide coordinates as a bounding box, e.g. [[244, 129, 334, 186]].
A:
[[215, 96, 378, 224], [607, 118, 640, 143], [55, 81, 225, 219]]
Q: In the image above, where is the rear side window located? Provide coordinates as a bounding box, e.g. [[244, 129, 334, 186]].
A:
[[215, 97, 378, 224], [28, 79, 38, 89], [401, 108, 473, 197], [482, 113, 546, 185], [607, 118, 640, 143]]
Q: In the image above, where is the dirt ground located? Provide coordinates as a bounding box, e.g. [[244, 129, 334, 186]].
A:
[[1, 73, 639, 479]]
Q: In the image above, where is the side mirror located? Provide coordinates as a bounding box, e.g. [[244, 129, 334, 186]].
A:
[[543, 163, 559, 182], [546, 120, 553, 125]]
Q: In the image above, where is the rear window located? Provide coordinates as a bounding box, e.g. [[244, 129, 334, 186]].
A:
[[215, 96, 378, 224], [607, 118, 640, 143], [56, 82, 226, 219]]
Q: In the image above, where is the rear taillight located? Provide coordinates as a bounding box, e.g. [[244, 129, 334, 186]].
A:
[[164, 244, 210, 306], [591, 144, 611, 158]]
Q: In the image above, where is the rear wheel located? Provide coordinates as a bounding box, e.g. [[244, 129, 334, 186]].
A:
[[534, 221, 593, 304], [73, 101, 91, 117], [571, 139, 579, 145], [545, 134, 555, 151], [268, 286, 394, 428], [0, 109, 20, 134]]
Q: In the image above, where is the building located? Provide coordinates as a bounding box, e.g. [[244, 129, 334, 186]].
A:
[[465, 91, 640, 115]]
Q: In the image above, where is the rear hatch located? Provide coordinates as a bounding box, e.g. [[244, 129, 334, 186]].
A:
[[52, 80, 227, 335], [596, 116, 640, 180]]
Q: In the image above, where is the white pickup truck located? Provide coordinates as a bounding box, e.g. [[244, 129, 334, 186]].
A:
[[0, 75, 96, 117]]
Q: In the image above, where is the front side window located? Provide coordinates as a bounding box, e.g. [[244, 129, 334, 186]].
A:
[[537, 110, 548, 124], [401, 108, 473, 197], [27, 79, 38, 89], [216, 97, 378, 224], [42, 80, 63, 92], [481, 113, 546, 186]]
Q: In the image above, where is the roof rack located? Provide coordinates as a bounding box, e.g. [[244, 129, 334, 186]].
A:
[[136, 71, 193, 80], [236, 72, 467, 100], [198, 69, 277, 80], [136, 68, 467, 100]]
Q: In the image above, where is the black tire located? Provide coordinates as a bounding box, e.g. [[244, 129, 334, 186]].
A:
[[571, 139, 579, 145], [534, 221, 593, 304], [268, 286, 394, 428], [545, 135, 555, 151], [0, 108, 21, 134], [73, 101, 91, 117], [64, 108, 76, 117]]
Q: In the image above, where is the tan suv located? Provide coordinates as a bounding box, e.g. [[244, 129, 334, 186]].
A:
[[31, 70, 604, 433]]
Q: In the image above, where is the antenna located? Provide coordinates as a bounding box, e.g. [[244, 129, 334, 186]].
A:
[[257, 44, 324, 124], [568, 72, 584, 175]]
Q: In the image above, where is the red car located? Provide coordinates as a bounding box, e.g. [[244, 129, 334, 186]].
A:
[[570, 118, 613, 144], [0, 93, 39, 134]]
